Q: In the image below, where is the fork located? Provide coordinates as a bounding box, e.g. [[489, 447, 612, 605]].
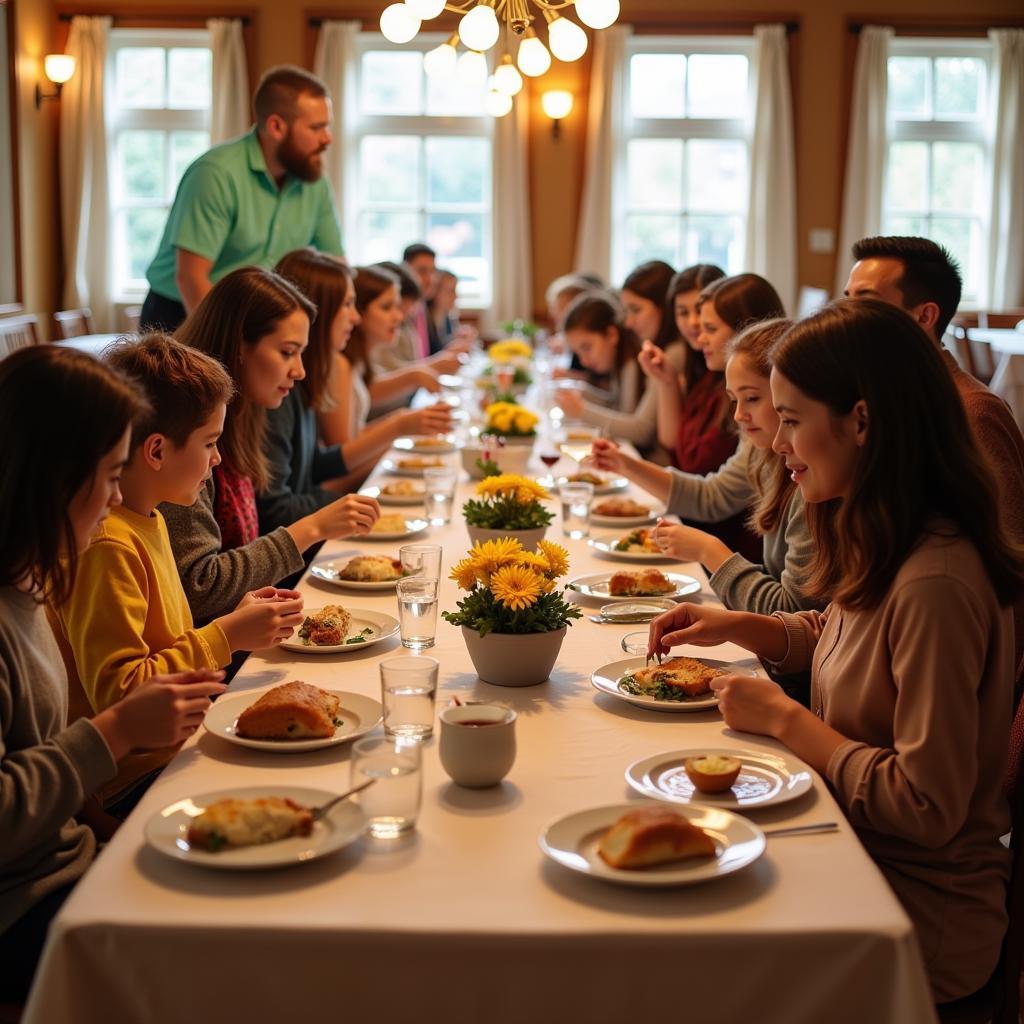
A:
[[311, 778, 376, 822], [763, 821, 839, 838]]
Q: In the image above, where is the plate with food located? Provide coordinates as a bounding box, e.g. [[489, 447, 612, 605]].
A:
[[538, 802, 765, 887], [556, 472, 628, 495], [590, 655, 745, 713], [567, 569, 700, 602], [626, 747, 814, 809], [392, 435, 457, 454], [380, 456, 448, 477], [144, 785, 367, 870], [588, 529, 680, 562], [310, 554, 406, 591], [589, 497, 663, 527], [279, 606, 400, 654], [362, 514, 429, 541], [203, 681, 383, 753], [361, 481, 426, 506]]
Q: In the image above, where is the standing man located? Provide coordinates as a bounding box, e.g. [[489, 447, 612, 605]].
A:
[[402, 243, 439, 355], [140, 66, 343, 332]]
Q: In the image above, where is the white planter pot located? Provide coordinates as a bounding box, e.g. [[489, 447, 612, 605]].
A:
[[462, 626, 566, 687], [465, 524, 547, 551]]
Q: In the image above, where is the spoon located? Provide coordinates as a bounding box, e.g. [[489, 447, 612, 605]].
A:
[[763, 821, 839, 838], [312, 778, 376, 822]]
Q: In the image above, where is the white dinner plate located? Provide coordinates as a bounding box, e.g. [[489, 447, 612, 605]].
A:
[[556, 475, 628, 496], [588, 536, 681, 562], [567, 571, 700, 603], [626, 747, 814, 809], [590, 656, 725, 713], [590, 507, 664, 528], [380, 457, 449, 478], [363, 518, 429, 541], [539, 801, 765, 887], [360, 483, 425, 507], [144, 785, 366, 870], [309, 557, 403, 591], [392, 435, 457, 454], [280, 609, 400, 654], [203, 688, 383, 752]]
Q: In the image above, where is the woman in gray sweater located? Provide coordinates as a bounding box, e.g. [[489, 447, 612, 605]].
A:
[[592, 318, 818, 615]]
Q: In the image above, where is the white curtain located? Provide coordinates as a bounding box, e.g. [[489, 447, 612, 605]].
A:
[[208, 18, 250, 144], [744, 24, 797, 314], [60, 16, 113, 331], [834, 26, 892, 296], [574, 24, 631, 284], [314, 20, 360, 253], [987, 29, 1024, 309], [488, 83, 533, 327]]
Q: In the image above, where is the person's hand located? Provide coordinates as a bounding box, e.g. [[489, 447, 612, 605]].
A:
[[554, 389, 585, 419], [404, 402, 453, 437], [710, 673, 795, 738], [446, 332, 474, 356], [314, 493, 381, 539], [416, 369, 443, 393], [648, 603, 748, 660], [429, 352, 462, 376], [650, 520, 713, 562], [637, 340, 677, 386], [219, 589, 306, 651], [589, 437, 624, 472]]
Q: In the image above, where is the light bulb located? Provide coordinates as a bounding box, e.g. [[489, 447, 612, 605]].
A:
[[456, 49, 488, 86], [406, 0, 446, 18], [492, 55, 524, 96], [542, 89, 573, 121], [44, 54, 76, 84], [485, 88, 513, 117], [574, 0, 620, 30], [547, 16, 588, 62], [459, 4, 500, 52], [516, 32, 552, 77], [424, 41, 458, 78], [379, 3, 421, 44]]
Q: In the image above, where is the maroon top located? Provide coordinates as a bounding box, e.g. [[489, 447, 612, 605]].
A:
[[212, 464, 259, 552]]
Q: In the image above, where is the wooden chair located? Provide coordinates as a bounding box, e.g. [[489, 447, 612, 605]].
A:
[[122, 305, 142, 333], [0, 314, 40, 361], [52, 307, 94, 340]]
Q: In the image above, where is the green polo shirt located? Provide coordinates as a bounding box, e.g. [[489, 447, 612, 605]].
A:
[[145, 130, 343, 301]]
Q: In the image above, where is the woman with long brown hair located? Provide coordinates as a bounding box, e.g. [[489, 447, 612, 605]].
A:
[[620, 259, 678, 350], [648, 298, 1024, 1006], [162, 266, 380, 622]]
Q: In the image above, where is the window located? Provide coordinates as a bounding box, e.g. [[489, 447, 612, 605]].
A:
[[613, 37, 753, 286], [108, 29, 212, 297], [884, 40, 991, 304], [351, 35, 494, 307]]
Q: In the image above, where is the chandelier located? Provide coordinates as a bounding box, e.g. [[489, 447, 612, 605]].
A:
[[378, 0, 620, 115]]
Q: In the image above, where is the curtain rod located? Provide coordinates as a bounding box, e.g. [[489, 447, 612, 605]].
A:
[[308, 16, 800, 31], [58, 12, 252, 25]]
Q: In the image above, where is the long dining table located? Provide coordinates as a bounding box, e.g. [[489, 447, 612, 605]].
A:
[[24, 437, 937, 1024]]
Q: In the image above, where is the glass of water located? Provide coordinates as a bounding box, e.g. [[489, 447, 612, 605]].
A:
[[396, 576, 439, 649], [380, 654, 439, 740], [560, 481, 594, 539], [423, 466, 458, 526], [399, 543, 442, 582], [351, 736, 422, 839]]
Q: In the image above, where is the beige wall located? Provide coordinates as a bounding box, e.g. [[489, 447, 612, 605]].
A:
[[11, 0, 1024, 330]]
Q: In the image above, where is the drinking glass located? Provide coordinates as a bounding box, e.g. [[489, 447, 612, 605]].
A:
[[380, 655, 439, 740], [399, 543, 442, 582], [396, 576, 439, 649], [423, 466, 458, 526], [560, 481, 594, 539], [351, 736, 422, 839]]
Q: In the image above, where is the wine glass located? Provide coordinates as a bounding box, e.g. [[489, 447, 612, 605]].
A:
[[538, 450, 561, 489]]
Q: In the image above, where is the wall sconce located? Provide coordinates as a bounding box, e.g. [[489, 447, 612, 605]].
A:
[[541, 89, 573, 139], [35, 54, 77, 109]]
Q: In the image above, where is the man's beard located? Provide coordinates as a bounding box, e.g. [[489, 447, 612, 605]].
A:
[[278, 131, 325, 182]]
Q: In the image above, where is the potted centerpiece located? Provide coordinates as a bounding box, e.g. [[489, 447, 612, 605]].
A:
[[462, 473, 554, 550], [443, 537, 582, 687], [481, 400, 538, 447], [479, 339, 534, 394]]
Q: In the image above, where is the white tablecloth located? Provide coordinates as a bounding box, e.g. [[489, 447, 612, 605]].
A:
[[975, 327, 1024, 429], [24, 453, 936, 1024], [52, 333, 131, 358]]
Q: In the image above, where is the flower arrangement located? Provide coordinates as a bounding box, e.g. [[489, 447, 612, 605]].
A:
[[443, 537, 582, 636], [484, 400, 538, 437], [462, 474, 554, 531], [487, 338, 533, 364]]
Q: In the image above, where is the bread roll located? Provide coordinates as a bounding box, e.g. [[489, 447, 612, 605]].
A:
[[598, 807, 716, 869], [236, 680, 341, 740], [685, 755, 742, 793]]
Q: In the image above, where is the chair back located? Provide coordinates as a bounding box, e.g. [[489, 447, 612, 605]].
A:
[[52, 308, 94, 340], [0, 314, 40, 360]]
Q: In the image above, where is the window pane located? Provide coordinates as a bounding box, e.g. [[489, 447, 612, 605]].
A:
[[361, 137, 420, 203], [172, 131, 210, 188], [934, 57, 983, 118], [624, 214, 679, 270], [687, 139, 746, 212], [629, 54, 685, 119], [358, 210, 421, 264], [886, 141, 928, 210], [444, 256, 487, 303], [168, 48, 211, 109], [115, 48, 165, 108], [685, 215, 744, 274], [888, 56, 930, 118], [930, 216, 980, 298], [931, 141, 983, 212], [427, 212, 484, 259], [687, 55, 748, 118], [426, 61, 486, 115], [361, 51, 422, 115], [124, 208, 168, 281], [119, 131, 165, 199], [426, 137, 488, 204], [626, 140, 683, 212], [884, 214, 928, 236]]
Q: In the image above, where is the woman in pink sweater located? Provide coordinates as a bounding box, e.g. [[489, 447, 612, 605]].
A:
[[648, 299, 1024, 1006]]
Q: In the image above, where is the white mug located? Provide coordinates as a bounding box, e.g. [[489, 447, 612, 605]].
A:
[[439, 704, 517, 788]]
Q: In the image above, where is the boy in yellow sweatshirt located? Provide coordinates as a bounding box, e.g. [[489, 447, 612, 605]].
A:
[[52, 335, 305, 811]]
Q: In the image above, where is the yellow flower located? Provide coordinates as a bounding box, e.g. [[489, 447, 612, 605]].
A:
[[492, 412, 513, 433], [450, 557, 479, 592], [488, 339, 532, 364], [468, 537, 524, 579], [490, 565, 544, 610], [476, 474, 549, 505], [516, 552, 550, 575], [536, 539, 570, 578], [513, 409, 538, 434]]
